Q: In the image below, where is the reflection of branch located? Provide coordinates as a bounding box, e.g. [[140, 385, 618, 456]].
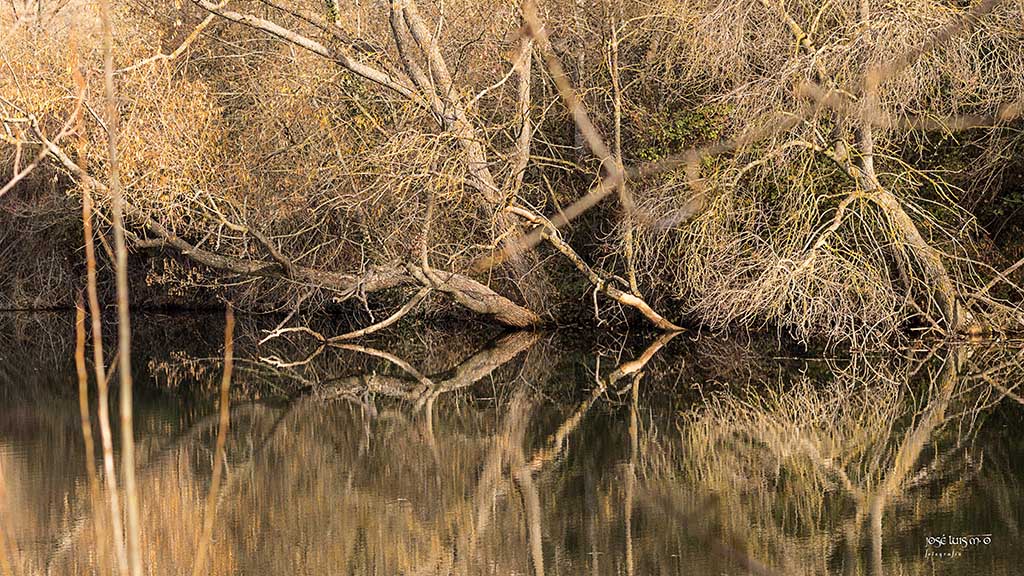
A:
[[258, 331, 545, 571], [672, 346, 985, 573], [624, 372, 639, 576], [981, 374, 1024, 406], [527, 331, 677, 472], [607, 331, 679, 384], [488, 389, 546, 576], [335, 343, 433, 387], [192, 306, 235, 576], [432, 331, 541, 393], [74, 298, 108, 574], [468, 390, 533, 558], [44, 401, 268, 569], [0, 458, 14, 576], [314, 331, 542, 402], [261, 287, 431, 345], [255, 332, 545, 572], [513, 466, 546, 576], [853, 349, 964, 575], [880, 350, 962, 497]]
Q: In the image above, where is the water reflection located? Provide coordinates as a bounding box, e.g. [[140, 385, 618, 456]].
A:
[[1, 314, 1023, 575]]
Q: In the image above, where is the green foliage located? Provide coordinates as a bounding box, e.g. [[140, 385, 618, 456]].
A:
[[631, 104, 732, 162], [324, 0, 339, 24]]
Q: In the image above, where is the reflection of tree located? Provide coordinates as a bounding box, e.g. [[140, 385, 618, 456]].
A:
[[6, 318, 1024, 575], [657, 347, 1024, 575], [33, 328, 549, 574], [504, 332, 679, 576]]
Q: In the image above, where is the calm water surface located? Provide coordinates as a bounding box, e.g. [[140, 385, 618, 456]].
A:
[[1, 313, 1023, 575]]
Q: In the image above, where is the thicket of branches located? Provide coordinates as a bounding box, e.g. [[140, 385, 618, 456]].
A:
[[2, 0, 1024, 343]]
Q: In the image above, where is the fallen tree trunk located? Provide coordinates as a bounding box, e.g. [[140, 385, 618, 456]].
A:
[[39, 137, 543, 329], [407, 264, 542, 328]]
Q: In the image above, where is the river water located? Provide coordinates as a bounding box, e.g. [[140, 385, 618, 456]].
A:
[[1, 313, 1022, 575]]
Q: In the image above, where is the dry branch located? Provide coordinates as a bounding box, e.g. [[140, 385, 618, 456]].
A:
[[260, 286, 431, 344], [507, 205, 681, 331], [190, 0, 418, 99]]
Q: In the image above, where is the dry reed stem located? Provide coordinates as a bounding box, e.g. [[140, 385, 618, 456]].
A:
[[81, 111, 130, 576], [98, 0, 143, 569]]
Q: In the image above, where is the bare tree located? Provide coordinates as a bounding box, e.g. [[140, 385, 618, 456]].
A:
[[2, 0, 1023, 341]]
